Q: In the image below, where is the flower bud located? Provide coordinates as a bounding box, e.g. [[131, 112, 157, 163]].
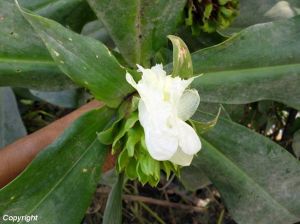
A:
[[184, 0, 239, 34]]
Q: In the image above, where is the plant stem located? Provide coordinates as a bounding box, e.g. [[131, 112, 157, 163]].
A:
[[140, 202, 166, 224], [217, 209, 225, 224]]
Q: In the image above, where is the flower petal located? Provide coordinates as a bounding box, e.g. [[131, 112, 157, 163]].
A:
[[169, 148, 194, 166], [144, 129, 178, 160], [139, 100, 178, 160], [150, 64, 166, 78], [178, 76, 194, 90], [177, 119, 201, 155], [177, 89, 200, 121], [138, 99, 150, 128]]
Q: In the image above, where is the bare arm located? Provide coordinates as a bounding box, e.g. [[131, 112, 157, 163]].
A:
[[0, 100, 115, 188]]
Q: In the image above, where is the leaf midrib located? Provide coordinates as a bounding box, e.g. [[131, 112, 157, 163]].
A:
[[193, 62, 300, 76], [0, 57, 56, 65], [135, 0, 142, 64]]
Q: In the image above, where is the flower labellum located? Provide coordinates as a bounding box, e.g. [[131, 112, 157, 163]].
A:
[[126, 64, 201, 166]]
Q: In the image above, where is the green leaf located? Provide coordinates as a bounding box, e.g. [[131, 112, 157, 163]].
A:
[[30, 89, 81, 108], [139, 152, 158, 176], [168, 35, 193, 78], [98, 101, 133, 145], [161, 161, 172, 179], [98, 99, 139, 145], [177, 27, 227, 52], [18, 5, 134, 108], [126, 127, 142, 157], [191, 108, 220, 134], [230, 0, 300, 31], [203, 3, 213, 19], [0, 1, 75, 91], [0, 87, 27, 148], [125, 159, 138, 180], [87, 0, 187, 66], [118, 149, 130, 171], [192, 113, 300, 224], [190, 16, 300, 108], [100, 169, 118, 187], [180, 165, 211, 191], [98, 120, 121, 145], [103, 173, 124, 224], [136, 163, 150, 185], [81, 20, 114, 47], [0, 107, 115, 223], [112, 112, 139, 150], [19, 0, 96, 32]]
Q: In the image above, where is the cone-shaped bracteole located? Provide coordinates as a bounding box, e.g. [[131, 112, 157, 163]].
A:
[[185, 0, 239, 34]]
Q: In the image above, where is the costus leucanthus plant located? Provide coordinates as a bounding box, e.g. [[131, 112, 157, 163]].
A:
[[0, 0, 300, 224]]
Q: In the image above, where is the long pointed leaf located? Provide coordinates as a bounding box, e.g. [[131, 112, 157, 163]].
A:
[[0, 107, 115, 224], [0, 1, 74, 91], [192, 113, 300, 224], [18, 5, 134, 108], [231, 0, 300, 30], [19, 0, 95, 32], [171, 17, 300, 108], [87, 0, 186, 66], [0, 87, 27, 148], [103, 173, 124, 224]]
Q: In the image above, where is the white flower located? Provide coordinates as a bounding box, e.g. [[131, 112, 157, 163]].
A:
[[126, 64, 201, 166]]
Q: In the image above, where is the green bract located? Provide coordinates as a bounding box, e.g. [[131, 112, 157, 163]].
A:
[[185, 0, 239, 34]]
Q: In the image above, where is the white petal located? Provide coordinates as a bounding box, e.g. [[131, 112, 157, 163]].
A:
[[126, 72, 137, 89], [138, 66, 160, 88], [138, 100, 150, 128], [139, 100, 178, 160], [166, 76, 186, 103], [144, 129, 178, 160], [177, 119, 201, 155], [177, 89, 200, 121], [169, 148, 194, 166], [165, 76, 195, 107], [150, 64, 166, 78], [178, 76, 195, 90]]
